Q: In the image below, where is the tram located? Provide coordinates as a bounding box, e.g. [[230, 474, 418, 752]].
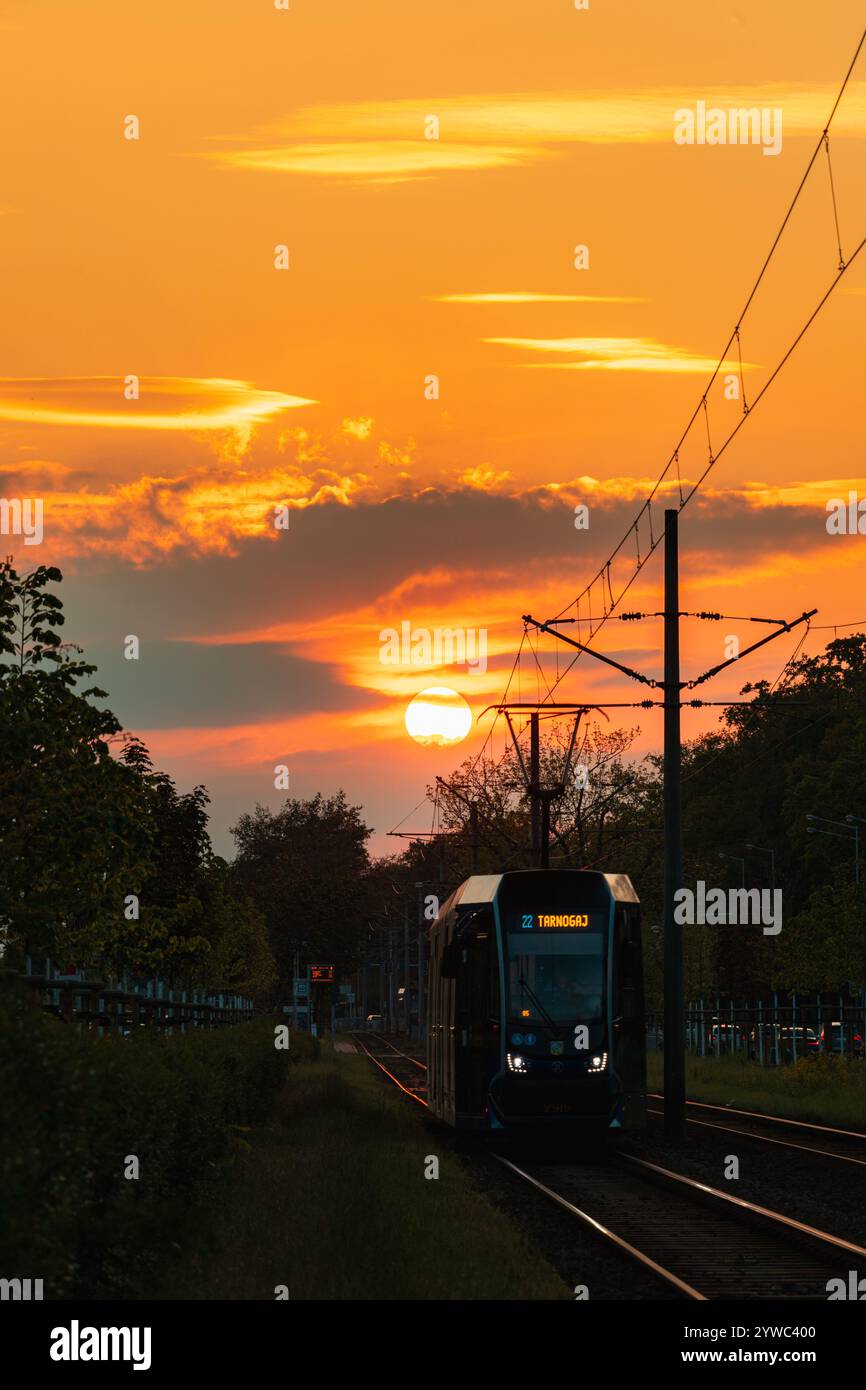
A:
[[426, 869, 646, 1136]]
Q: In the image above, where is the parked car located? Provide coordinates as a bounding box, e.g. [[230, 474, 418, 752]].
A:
[[811, 1022, 864, 1057], [769, 1026, 818, 1063], [709, 1022, 749, 1054]]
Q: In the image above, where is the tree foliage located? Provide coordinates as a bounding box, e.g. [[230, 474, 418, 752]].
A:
[[0, 562, 275, 996], [231, 792, 374, 996]]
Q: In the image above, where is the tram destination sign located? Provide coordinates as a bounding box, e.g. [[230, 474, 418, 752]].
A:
[[510, 912, 604, 931]]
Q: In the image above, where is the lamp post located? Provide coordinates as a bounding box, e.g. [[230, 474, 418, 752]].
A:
[[806, 814, 860, 885], [746, 843, 776, 893], [845, 815, 864, 886], [718, 852, 746, 888]]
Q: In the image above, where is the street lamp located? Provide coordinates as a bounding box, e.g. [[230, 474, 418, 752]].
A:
[[746, 843, 776, 893], [718, 852, 745, 888], [806, 813, 860, 885], [845, 815, 865, 885]]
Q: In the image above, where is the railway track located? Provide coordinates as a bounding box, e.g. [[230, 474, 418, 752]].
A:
[[350, 1032, 428, 1105], [493, 1150, 866, 1300], [351, 1035, 866, 1299], [647, 1092, 866, 1169], [366, 1031, 427, 1071]]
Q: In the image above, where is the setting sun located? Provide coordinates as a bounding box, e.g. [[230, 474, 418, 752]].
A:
[[404, 688, 473, 746]]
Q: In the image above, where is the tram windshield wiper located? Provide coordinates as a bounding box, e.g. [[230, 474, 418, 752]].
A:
[[517, 976, 561, 1038]]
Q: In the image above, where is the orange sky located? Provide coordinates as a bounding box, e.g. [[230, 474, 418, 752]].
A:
[[0, 0, 864, 853]]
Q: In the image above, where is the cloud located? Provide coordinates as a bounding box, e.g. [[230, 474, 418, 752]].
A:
[[432, 292, 647, 304], [482, 336, 753, 373], [94, 639, 377, 730], [206, 83, 866, 182], [47, 480, 865, 814], [0, 421, 417, 562], [10, 430, 859, 567], [10, 462, 373, 564], [212, 141, 539, 183], [289, 86, 866, 142], [377, 440, 416, 469], [0, 458, 75, 486], [0, 377, 314, 432], [343, 417, 374, 440], [458, 465, 513, 490], [160, 482, 857, 704]]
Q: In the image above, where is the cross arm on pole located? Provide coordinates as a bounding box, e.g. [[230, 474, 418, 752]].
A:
[[522, 614, 658, 687], [687, 609, 817, 689], [435, 776, 473, 810]]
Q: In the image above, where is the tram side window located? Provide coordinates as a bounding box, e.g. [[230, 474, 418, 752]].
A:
[[488, 920, 500, 1022], [616, 905, 642, 1020], [464, 909, 496, 1029]]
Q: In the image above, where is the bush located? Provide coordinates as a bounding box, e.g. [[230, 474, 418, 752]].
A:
[[0, 989, 317, 1297], [646, 1048, 866, 1129]]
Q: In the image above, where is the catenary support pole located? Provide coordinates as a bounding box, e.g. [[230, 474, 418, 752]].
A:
[[530, 712, 540, 866], [663, 508, 685, 1139]]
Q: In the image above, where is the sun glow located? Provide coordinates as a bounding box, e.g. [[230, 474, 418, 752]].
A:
[[404, 687, 473, 746]]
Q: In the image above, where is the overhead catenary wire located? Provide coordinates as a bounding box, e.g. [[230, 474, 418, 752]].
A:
[[533, 25, 866, 695], [545, 225, 866, 700], [388, 26, 866, 842]]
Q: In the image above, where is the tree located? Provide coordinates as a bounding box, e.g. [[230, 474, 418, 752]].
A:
[[231, 792, 374, 998], [0, 562, 276, 996], [670, 633, 866, 998], [110, 739, 277, 995], [0, 562, 150, 966], [430, 717, 650, 878]]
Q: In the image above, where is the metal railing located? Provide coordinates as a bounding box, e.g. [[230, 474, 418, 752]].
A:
[[2, 956, 255, 1034], [647, 992, 866, 1064]]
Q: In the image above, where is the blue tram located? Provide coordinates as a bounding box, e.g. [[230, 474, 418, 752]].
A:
[[426, 870, 646, 1136]]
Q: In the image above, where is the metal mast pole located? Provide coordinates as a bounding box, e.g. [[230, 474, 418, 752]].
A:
[[530, 712, 540, 866], [663, 508, 685, 1139]]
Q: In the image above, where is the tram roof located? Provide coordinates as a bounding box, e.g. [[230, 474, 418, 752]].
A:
[[452, 869, 638, 908]]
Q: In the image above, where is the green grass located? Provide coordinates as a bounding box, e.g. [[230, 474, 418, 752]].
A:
[[647, 1050, 866, 1129], [158, 1046, 569, 1300]]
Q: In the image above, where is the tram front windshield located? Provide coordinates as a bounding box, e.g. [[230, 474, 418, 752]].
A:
[[508, 935, 604, 1024]]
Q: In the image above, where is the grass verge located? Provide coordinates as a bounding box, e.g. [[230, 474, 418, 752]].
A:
[[647, 1050, 866, 1128], [158, 1046, 569, 1300]]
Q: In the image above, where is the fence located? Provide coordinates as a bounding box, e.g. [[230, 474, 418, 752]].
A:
[[1, 955, 255, 1035], [647, 992, 866, 1064]]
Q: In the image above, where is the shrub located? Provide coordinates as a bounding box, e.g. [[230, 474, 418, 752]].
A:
[[0, 988, 316, 1296]]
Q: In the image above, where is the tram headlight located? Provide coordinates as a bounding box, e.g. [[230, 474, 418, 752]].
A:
[[507, 1052, 529, 1073], [587, 1052, 607, 1073]]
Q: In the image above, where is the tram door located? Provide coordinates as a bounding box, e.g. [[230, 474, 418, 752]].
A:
[[612, 901, 646, 1128], [455, 908, 499, 1119]]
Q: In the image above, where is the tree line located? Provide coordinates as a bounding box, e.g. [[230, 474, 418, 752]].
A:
[[0, 562, 376, 1005]]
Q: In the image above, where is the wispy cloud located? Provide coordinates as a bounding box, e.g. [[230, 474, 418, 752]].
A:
[[0, 377, 314, 431], [207, 83, 866, 182], [482, 336, 752, 373], [432, 292, 646, 304], [213, 141, 538, 183], [270, 86, 866, 143]]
